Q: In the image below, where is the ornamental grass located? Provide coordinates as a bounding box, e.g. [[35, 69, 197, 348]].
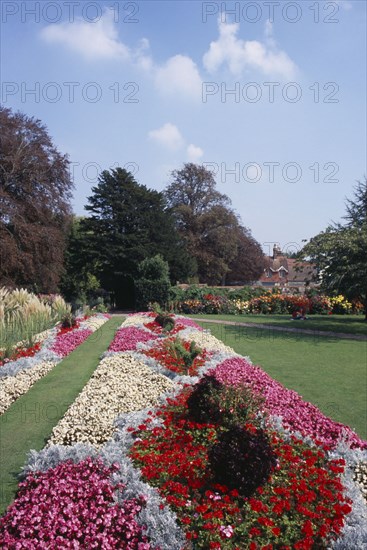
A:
[[0, 287, 70, 362]]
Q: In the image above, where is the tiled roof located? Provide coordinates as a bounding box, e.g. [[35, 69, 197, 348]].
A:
[[259, 256, 315, 284]]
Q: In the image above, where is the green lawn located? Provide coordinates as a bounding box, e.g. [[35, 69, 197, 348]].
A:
[[187, 314, 367, 336], [0, 316, 124, 515], [193, 320, 367, 441]]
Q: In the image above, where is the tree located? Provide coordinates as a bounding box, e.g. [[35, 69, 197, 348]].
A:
[[81, 167, 193, 308], [135, 255, 171, 310], [0, 107, 73, 292], [344, 178, 367, 228], [226, 226, 265, 285], [300, 179, 367, 319], [59, 216, 101, 306], [165, 163, 263, 285]]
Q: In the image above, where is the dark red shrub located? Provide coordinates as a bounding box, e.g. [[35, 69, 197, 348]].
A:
[[208, 425, 277, 497]]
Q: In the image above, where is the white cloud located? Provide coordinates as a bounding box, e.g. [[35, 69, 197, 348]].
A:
[[187, 144, 204, 162], [134, 38, 154, 72], [148, 123, 185, 151], [203, 18, 297, 80], [40, 9, 129, 61], [154, 54, 202, 99]]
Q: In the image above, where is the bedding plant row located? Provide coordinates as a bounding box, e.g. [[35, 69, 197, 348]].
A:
[[0, 312, 366, 549], [0, 312, 110, 415]]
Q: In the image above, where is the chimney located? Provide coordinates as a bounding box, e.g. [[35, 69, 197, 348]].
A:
[[273, 245, 282, 259]]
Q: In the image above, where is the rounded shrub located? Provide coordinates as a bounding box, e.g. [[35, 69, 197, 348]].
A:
[[208, 425, 277, 497], [186, 375, 223, 424]]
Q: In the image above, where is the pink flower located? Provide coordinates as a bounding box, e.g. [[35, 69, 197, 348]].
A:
[[220, 525, 234, 538], [213, 357, 367, 450], [108, 327, 158, 352]]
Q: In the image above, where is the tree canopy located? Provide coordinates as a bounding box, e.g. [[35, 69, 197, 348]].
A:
[[300, 178, 367, 318], [59, 216, 101, 305], [79, 167, 193, 307], [226, 226, 265, 285], [0, 106, 73, 292], [165, 163, 264, 285]]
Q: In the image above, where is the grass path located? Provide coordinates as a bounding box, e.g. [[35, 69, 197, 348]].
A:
[[0, 316, 123, 515]]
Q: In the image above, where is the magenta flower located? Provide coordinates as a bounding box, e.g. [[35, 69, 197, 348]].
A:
[[108, 327, 158, 352], [0, 459, 154, 548], [213, 357, 367, 450], [50, 329, 93, 357]]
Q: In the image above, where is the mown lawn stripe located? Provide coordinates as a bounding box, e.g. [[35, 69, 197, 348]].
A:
[[0, 316, 124, 515]]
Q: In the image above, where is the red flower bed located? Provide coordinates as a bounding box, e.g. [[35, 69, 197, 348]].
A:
[[129, 389, 352, 549], [0, 342, 42, 367], [144, 320, 186, 335], [142, 338, 210, 376]]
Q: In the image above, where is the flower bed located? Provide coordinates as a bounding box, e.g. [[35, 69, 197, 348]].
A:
[[49, 353, 173, 446], [2, 314, 366, 548], [0, 314, 109, 415], [213, 357, 367, 451], [142, 337, 210, 377], [108, 326, 159, 352], [0, 458, 154, 549], [173, 291, 363, 316], [129, 389, 352, 549]]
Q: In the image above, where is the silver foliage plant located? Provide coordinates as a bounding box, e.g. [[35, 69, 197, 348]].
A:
[[0, 330, 60, 379], [329, 441, 367, 549], [19, 318, 367, 549]]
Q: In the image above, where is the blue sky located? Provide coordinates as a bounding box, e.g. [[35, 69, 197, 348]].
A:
[[1, 0, 366, 255]]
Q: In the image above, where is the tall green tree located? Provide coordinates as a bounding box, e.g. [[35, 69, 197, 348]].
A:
[[165, 163, 263, 285], [81, 167, 192, 307], [59, 216, 101, 305], [300, 179, 367, 318], [0, 106, 73, 292]]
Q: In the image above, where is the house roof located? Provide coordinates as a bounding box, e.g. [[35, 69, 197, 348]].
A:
[[259, 256, 316, 284]]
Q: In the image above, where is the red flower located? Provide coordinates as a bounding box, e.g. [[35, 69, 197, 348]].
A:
[[302, 520, 314, 537]]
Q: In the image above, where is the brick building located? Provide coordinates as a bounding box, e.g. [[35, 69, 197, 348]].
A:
[[257, 245, 316, 292]]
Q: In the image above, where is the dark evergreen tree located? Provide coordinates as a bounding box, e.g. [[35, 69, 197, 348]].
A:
[[81, 167, 193, 308], [59, 216, 101, 306]]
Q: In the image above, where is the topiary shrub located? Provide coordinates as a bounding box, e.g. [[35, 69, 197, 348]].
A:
[[187, 375, 265, 428], [208, 425, 277, 497], [186, 375, 223, 424]]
